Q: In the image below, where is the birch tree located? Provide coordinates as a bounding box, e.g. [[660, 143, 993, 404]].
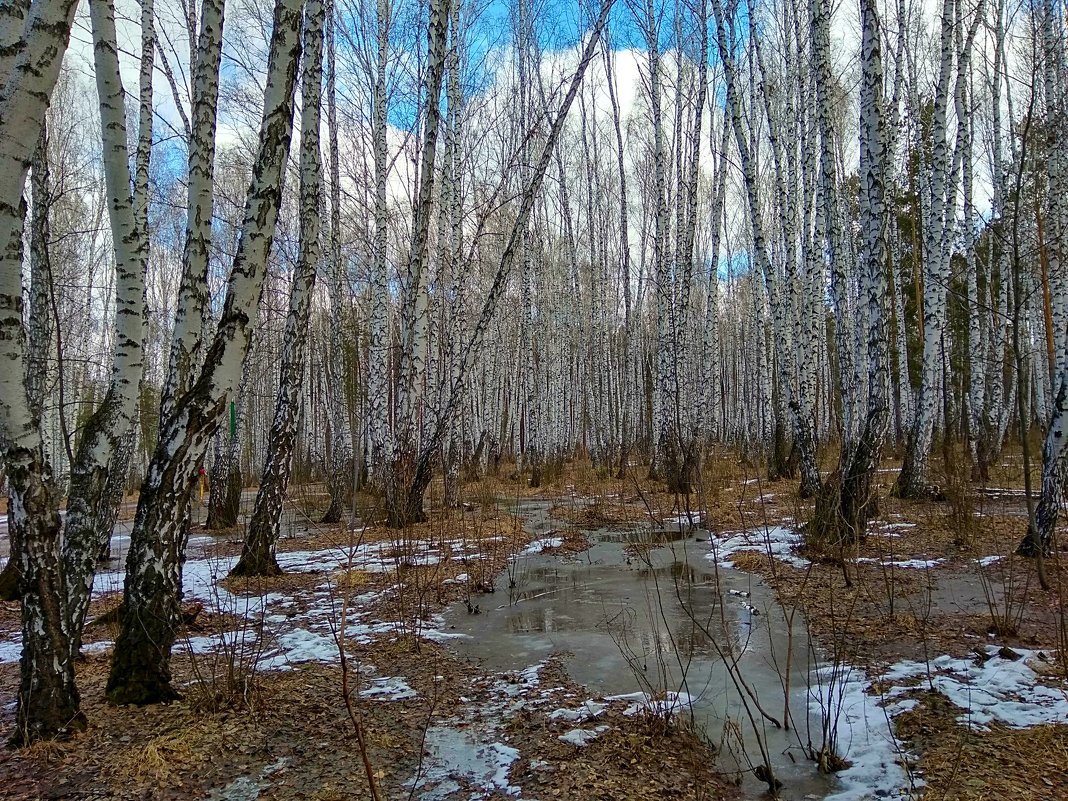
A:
[[320, 0, 353, 522], [366, 0, 393, 483], [893, 0, 959, 499], [383, 0, 615, 525], [1020, 0, 1068, 557], [385, 0, 451, 525], [233, 0, 325, 577], [809, 0, 889, 547], [0, 129, 50, 603], [0, 0, 82, 746], [107, 0, 304, 704], [62, 0, 153, 657]]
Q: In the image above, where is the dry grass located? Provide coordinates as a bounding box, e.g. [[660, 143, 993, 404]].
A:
[[896, 690, 1068, 800]]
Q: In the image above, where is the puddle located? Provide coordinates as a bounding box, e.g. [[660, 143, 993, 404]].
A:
[[442, 503, 916, 800]]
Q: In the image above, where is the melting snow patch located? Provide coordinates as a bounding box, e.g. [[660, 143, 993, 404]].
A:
[[417, 614, 470, 643], [816, 648, 1068, 799], [978, 555, 1004, 567], [412, 728, 522, 800], [811, 665, 917, 801], [881, 650, 1068, 729], [867, 521, 916, 538], [663, 512, 701, 526], [605, 691, 696, 719], [855, 557, 944, 569], [182, 629, 258, 656], [0, 638, 21, 664], [257, 628, 338, 670], [707, 527, 810, 569], [205, 757, 289, 801], [362, 676, 419, 701], [521, 537, 563, 555], [549, 700, 606, 722], [559, 725, 610, 746]]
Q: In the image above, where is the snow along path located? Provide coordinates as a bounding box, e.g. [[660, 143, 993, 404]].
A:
[[0, 540, 473, 668], [408, 662, 549, 799]]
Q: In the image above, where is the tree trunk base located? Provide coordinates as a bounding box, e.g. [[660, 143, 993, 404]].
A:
[[889, 477, 945, 502], [767, 421, 798, 481], [10, 700, 86, 748], [319, 502, 343, 524], [229, 552, 284, 578], [205, 466, 242, 530], [106, 674, 182, 707], [0, 560, 18, 602], [1016, 525, 1051, 558], [798, 471, 821, 500]]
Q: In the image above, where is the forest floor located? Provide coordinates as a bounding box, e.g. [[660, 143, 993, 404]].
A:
[[0, 450, 1067, 799], [0, 485, 730, 801]]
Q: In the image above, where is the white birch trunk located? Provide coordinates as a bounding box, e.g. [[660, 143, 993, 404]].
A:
[[0, 0, 83, 746], [236, 0, 325, 576], [894, 0, 957, 499], [107, 0, 303, 704], [62, 0, 152, 657], [366, 0, 392, 479]]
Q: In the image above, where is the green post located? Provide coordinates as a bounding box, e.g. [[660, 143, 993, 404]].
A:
[[229, 400, 236, 437]]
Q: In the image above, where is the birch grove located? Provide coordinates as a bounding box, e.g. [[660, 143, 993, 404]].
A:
[[0, 0, 1067, 746]]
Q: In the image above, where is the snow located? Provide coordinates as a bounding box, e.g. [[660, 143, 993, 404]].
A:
[[855, 557, 944, 569], [0, 638, 21, 664], [256, 629, 338, 670], [880, 650, 1068, 729], [866, 521, 916, 539], [413, 731, 522, 800], [816, 648, 1068, 799], [182, 629, 258, 656], [549, 700, 606, 722], [663, 513, 701, 526], [559, 725, 610, 746], [419, 625, 469, 643], [521, 537, 563, 555], [706, 527, 811, 569], [361, 676, 419, 701], [812, 664, 918, 801], [978, 555, 1004, 567], [205, 757, 289, 801], [605, 691, 696, 719]]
